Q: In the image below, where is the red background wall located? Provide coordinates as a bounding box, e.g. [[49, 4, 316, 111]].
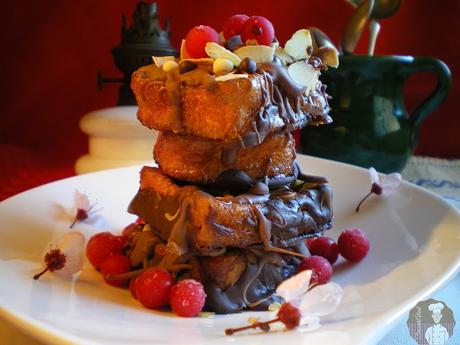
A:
[[0, 0, 458, 198]]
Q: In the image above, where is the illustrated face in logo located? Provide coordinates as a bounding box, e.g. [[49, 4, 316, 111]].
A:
[[407, 298, 455, 345], [429, 302, 444, 324]]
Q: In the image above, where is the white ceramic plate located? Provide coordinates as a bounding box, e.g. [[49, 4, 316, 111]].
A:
[[1, 155, 460, 345]]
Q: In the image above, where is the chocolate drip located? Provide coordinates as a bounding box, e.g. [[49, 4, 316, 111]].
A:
[[295, 161, 329, 184], [204, 250, 296, 314], [258, 63, 304, 98]]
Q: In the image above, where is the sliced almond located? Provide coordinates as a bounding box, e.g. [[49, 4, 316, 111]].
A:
[[152, 56, 175, 68], [288, 61, 319, 94], [275, 47, 294, 66], [180, 39, 190, 60], [234, 45, 275, 64], [284, 29, 313, 60], [317, 46, 339, 68], [205, 42, 241, 67], [181, 58, 214, 66], [215, 73, 249, 82]]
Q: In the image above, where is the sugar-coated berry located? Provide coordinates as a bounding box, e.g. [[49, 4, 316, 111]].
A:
[[100, 254, 131, 287], [222, 14, 250, 40], [86, 232, 124, 270], [185, 25, 220, 58], [297, 255, 333, 285], [136, 268, 174, 309], [241, 16, 275, 46], [170, 279, 206, 317], [308, 237, 339, 265], [129, 277, 138, 299], [338, 228, 370, 262]]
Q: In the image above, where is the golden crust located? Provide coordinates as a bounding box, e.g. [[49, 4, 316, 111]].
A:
[[131, 65, 267, 142], [154, 132, 296, 184]]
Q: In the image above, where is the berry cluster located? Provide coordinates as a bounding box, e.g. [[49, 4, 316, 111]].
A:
[[298, 228, 370, 285], [86, 222, 206, 317], [185, 14, 275, 59]]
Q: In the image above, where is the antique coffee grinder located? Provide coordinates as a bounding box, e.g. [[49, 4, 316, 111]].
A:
[[76, 1, 176, 174], [98, 1, 177, 105]]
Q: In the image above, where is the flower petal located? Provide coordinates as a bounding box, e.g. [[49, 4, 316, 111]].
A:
[[299, 282, 343, 317], [380, 173, 402, 196], [276, 270, 312, 305], [56, 231, 85, 277], [74, 190, 90, 210], [368, 167, 379, 184]]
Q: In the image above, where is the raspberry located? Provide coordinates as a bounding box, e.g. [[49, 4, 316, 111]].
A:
[[86, 232, 123, 269], [338, 228, 370, 262], [297, 255, 333, 285], [222, 14, 249, 40], [170, 279, 206, 317], [136, 268, 174, 309], [100, 254, 131, 287], [185, 25, 220, 58], [308, 237, 339, 265], [241, 16, 275, 46]]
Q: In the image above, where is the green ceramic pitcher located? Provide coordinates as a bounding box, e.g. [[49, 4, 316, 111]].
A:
[[301, 55, 451, 173]]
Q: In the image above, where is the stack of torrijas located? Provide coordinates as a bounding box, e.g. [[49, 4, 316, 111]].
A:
[[127, 32, 337, 313]]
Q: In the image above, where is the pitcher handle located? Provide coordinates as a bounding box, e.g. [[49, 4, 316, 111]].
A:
[[400, 57, 451, 132]]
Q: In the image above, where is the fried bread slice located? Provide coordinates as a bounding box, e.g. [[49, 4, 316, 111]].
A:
[[128, 166, 333, 255], [154, 132, 296, 184], [131, 63, 331, 144]]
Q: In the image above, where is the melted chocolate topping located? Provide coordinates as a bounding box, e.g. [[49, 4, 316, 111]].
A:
[[204, 250, 297, 314]]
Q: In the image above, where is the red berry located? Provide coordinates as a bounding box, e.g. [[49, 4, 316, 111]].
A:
[[338, 228, 370, 262], [241, 16, 275, 46], [170, 279, 206, 317], [305, 238, 316, 250], [86, 232, 123, 270], [185, 25, 220, 58], [129, 277, 138, 299], [136, 268, 174, 309], [297, 255, 333, 285], [222, 14, 250, 40], [135, 217, 145, 225], [100, 254, 131, 287], [309, 237, 339, 265]]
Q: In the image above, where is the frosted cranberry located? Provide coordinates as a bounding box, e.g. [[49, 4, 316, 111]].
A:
[[297, 255, 333, 285], [309, 237, 339, 265], [241, 16, 274, 46], [136, 268, 174, 309], [170, 279, 207, 317], [86, 232, 123, 270], [100, 254, 131, 287], [222, 14, 249, 40], [338, 228, 370, 262], [185, 25, 220, 58]]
